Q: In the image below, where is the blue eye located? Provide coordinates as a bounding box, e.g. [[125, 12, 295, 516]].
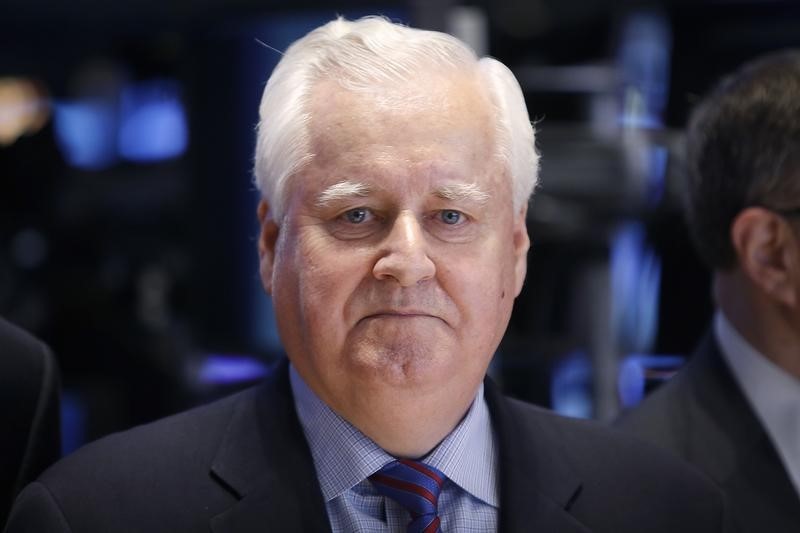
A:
[[344, 208, 369, 224], [440, 210, 462, 225]]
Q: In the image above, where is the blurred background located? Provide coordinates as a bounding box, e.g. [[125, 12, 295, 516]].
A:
[[2, 0, 799, 455]]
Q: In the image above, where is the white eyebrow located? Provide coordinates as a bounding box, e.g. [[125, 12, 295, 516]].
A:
[[316, 180, 372, 207], [434, 183, 490, 205]]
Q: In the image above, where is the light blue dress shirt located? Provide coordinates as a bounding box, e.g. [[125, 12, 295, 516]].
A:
[[289, 364, 499, 532]]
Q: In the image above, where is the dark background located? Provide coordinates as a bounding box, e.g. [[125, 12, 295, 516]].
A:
[[2, 0, 798, 453]]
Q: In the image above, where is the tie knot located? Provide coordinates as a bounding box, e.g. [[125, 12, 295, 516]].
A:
[[369, 459, 445, 533]]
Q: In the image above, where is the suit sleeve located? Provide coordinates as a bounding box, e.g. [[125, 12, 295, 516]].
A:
[[4, 482, 72, 533]]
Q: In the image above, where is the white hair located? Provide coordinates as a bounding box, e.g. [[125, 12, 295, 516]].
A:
[[253, 16, 539, 220]]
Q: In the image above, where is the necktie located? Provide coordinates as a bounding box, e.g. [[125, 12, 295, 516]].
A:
[[369, 459, 445, 533]]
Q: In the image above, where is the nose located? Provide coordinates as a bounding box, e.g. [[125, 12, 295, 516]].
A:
[[373, 211, 436, 286]]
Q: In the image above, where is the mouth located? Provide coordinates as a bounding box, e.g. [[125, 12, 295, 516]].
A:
[[360, 310, 443, 323]]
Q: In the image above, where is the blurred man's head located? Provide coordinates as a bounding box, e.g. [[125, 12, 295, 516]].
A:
[[253, 17, 536, 456], [686, 50, 800, 273], [686, 50, 800, 374]]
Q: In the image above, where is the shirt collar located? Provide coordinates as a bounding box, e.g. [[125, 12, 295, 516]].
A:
[[289, 364, 499, 507], [715, 310, 800, 495]]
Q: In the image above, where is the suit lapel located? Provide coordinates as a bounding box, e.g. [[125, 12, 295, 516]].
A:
[[206, 364, 594, 532], [485, 380, 591, 533], [209, 360, 332, 533], [683, 334, 764, 480], [685, 335, 800, 526]]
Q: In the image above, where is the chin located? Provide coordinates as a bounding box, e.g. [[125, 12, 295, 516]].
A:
[[348, 337, 458, 388]]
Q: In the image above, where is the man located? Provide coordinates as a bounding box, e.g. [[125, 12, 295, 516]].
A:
[[617, 50, 800, 532], [7, 17, 725, 532], [0, 317, 60, 527]]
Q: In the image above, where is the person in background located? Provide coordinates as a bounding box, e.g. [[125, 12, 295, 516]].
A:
[[0, 317, 60, 528], [617, 50, 800, 532], [8, 17, 726, 533]]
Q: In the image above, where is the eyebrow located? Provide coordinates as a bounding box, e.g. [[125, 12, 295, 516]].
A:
[[434, 183, 491, 205], [315, 180, 491, 207], [316, 180, 372, 207]]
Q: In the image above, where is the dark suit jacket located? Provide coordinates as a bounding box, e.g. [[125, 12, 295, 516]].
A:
[[6, 359, 724, 533], [617, 332, 800, 532], [0, 318, 61, 528]]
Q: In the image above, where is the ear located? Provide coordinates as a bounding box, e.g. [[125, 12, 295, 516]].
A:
[[731, 207, 800, 308], [257, 199, 280, 295], [512, 204, 530, 297]]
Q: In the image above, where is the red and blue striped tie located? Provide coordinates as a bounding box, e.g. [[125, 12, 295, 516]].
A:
[[369, 459, 445, 533]]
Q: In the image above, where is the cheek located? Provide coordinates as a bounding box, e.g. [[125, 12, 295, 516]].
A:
[[291, 236, 370, 329], [466, 235, 517, 290], [271, 234, 351, 361], [448, 243, 517, 333]]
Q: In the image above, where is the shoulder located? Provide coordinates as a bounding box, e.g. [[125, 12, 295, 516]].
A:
[[0, 317, 54, 377], [615, 368, 695, 449], [499, 397, 725, 532], [614, 340, 718, 455], [6, 361, 304, 533], [7, 386, 260, 533], [506, 395, 703, 483], [42, 386, 254, 484], [0, 317, 58, 430], [41, 358, 296, 484], [0, 317, 44, 352], [0, 316, 61, 516]]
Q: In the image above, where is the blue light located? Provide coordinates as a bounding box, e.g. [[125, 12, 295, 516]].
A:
[[618, 354, 686, 408], [118, 80, 188, 162], [551, 351, 593, 419], [617, 10, 671, 128], [198, 354, 269, 385], [610, 223, 662, 354], [646, 144, 669, 205], [53, 99, 118, 170], [61, 389, 87, 456]]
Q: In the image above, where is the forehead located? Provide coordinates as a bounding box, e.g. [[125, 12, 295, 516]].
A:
[[300, 73, 503, 192]]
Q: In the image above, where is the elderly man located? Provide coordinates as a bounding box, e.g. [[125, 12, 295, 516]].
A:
[[617, 51, 800, 532], [7, 18, 724, 533]]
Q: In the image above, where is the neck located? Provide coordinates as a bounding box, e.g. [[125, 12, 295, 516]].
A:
[[715, 271, 800, 380], [337, 380, 478, 458]]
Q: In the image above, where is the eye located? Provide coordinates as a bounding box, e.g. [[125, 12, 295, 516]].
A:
[[439, 210, 463, 225], [427, 208, 477, 243], [343, 208, 370, 224]]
